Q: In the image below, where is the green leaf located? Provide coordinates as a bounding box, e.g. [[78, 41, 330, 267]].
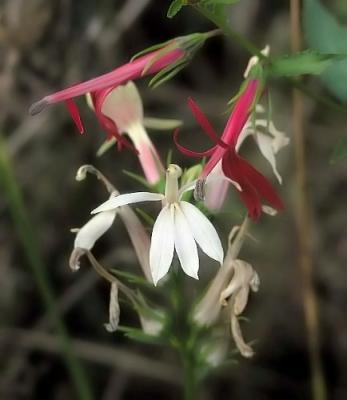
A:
[[331, 136, 347, 163], [118, 326, 165, 345], [202, 0, 238, 4], [267, 51, 341, 78], [194, 0, 239, 30], [111, 269, 155, 287], [167, 0, 185, 18], [96, 137, 116, 157], [122, 169, 152, 189], [303, 0, 347, 102], [143, 117, 182, 130]]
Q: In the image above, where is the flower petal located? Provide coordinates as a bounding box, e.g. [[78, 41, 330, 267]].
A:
[[92, 192, 164, 214], [237, 155, 284, 211], [187, 97, 228, 148], [128, 123, 164, 184], [65, 99, 84, 134], [174, 205, 199, 279], [256, 132, 282, 184], [101, 81, 143, 132], [150, 205, 175, 285], [179, 201, 224, 264], [74, 210, 116, 250]]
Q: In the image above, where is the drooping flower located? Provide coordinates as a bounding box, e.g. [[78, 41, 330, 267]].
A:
[[91, 164, 224, 285], [194, 224, 259, 358], [29, 31, 218, 147], [174, 79, 284, 220]]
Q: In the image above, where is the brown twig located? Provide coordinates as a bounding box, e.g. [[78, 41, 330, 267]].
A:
[[0, 328, 181, 386], [290, 2, 327, 400]]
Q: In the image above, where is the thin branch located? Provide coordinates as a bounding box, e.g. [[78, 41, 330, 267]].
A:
[[290, 2, 327, 400], [0, 328, 182, 386]]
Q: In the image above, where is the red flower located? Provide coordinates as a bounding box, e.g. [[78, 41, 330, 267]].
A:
[[174, 79, 284, 220]]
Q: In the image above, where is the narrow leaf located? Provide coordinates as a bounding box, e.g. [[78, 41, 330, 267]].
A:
[[267, 51, 340, 78], [167, 0, 184, 18]]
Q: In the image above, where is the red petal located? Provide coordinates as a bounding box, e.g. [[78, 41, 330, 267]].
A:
[[237, 156, 284, 211], [173, 128, 217, 158], [65, 99, 84, 134], [98, 113, 138, 154], [221, 151, 262, 220], [188, 98, 228, 149]]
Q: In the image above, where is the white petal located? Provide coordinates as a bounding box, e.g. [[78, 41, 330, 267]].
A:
[[92, 192, 164, 214], [174, 205, 199, 279], [149, 205, 175, 285], [235, 123, 253, 152], [101, 81, 143, 132], [179, 201, 224, 265], [74, 210, 116, 250], [256, 133, 282, 184], [254, 119, 289, 153], [207, 174, 242, 193], [178, 179, 197, 198]]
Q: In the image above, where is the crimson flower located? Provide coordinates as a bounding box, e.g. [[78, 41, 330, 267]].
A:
[[174, 79, 284, 220]]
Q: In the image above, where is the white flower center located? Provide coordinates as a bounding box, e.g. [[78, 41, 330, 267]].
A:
[[164, 164, 182, 205]]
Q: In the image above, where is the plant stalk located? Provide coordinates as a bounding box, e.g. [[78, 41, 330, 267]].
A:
[[0, 137, 93, 400], [290, 2, 327, 400]]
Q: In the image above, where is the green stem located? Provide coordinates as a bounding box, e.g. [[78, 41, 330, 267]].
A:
[[194, 4, 347, 115], [194, 5, 265, 59], [170, 268, 200, 400], [182, 350, 198, 400], [0, 137, 93, 400]]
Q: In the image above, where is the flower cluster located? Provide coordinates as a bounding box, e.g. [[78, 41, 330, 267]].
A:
[[31, 35, 288, 363]]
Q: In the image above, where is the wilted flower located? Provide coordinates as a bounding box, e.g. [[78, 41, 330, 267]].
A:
[[92, 164, 224, 285], [194, 220, 259, 358], [104, 282, 120, 332]]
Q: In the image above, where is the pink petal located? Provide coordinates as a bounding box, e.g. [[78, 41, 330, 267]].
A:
[[39, 47, 184, 105]]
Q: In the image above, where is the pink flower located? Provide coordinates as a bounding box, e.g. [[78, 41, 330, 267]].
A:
[[90, 81, 164, 184], [29, 31, 218, 147], [174, 79, 284, 220], [29, 42, 183, 146]]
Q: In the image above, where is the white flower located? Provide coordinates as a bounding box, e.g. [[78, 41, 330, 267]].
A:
[[92, 164, 224, 285], [69, 194, 117, 271]]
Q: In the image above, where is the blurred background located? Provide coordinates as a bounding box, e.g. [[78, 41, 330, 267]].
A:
[[0, 0, 347, 399]]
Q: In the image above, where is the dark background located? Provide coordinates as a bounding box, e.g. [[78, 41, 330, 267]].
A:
[[0, 0, 347, 399]]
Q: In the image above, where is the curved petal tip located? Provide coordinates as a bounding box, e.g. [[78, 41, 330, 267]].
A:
[[29, 99, 49, 115]]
